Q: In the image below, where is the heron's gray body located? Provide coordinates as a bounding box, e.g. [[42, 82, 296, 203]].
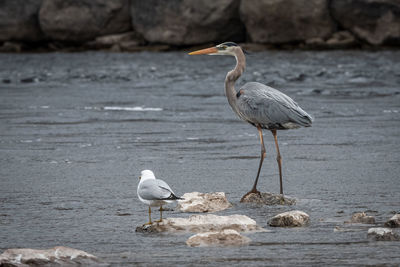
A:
[[236, 82, 313, 130]]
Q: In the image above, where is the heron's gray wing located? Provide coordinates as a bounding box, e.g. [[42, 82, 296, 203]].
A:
[[138, 179, 174, 200], [238, 82, 312, 127]]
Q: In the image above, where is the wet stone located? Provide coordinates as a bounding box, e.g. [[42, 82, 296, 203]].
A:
[[0, 246, 104, 266], [186, 229, 251, 247], [176, 192, 232, 213], [367, 227, 400, 241], [240, 192, 296, 205], [135, 214, 264, 233], [384, 214, 400, 228], [345, 212, 375, 224], [268, 210, 310, 227]]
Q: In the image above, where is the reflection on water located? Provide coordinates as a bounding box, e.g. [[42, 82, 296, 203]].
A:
[[0, 51, 399, 266]]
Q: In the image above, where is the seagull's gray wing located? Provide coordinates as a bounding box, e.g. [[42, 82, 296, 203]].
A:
[[138, 179, 175, 200]]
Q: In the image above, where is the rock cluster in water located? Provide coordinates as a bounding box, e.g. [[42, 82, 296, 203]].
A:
[[136, 214, 264, 233], [268, 210, 310, 227], [240, 192, 296, 205], [186, 229, 251, 247], [0, 246, 102, 266], [176, 192, 232, 213], [367, 227, 400, 241], [345, 212, 376, 224], [1, 0, 399, 52], [384, 214, 400, 228]]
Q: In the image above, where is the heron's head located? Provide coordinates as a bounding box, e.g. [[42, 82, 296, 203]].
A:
[[139, 169, 156, 181], [188, 42, 241, 56]]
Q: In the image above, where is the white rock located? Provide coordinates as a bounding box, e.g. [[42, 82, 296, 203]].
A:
[[136, 214, 265, 233], [345, 212, 375, 224], [384, 214, 400, 228], [0, 246, 101, 266], [186, 229, 251, 247], [176, 192, 232, 213], [367, 227, 400, 241], [268, 210, 310, 227]]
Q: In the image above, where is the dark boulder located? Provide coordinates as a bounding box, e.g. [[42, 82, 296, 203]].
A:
[[240, 0, 336, 44], [330, 0, 400, 46], [130, 0, 244, 45], [0, 0, 44, 42], [39, 0, 131, 43]]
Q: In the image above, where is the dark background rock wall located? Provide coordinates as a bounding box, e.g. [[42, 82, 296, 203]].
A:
[[0, 0, 399, 51]]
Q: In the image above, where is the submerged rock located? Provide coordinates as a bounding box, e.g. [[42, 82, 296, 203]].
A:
[[345, 212, 375, 224], [367, 227, 400, 241], [268, 210, 310, 227], [240, 192, 296, 205], [186, 229, 251, 247], [135, 214, 264, 233], [0, 246, 103, 266], [176, 192, 232, 213], [384, 214, 400, 228]]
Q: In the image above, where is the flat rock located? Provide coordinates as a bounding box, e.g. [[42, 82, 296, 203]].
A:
[[130, 0, 244, 45], [384, 214, 400, 228], [176, 192, 232, 213], [136, 214, 264, 233], [240, 0, 336, 44], [0, 246, 103, 266], [367, 227, 400, 241], [39, 0, 131, 43], [186, 229, 251, 247], [330, 0, 400, 46], [268, 210, 310, 227], [240, 192, 296, 205], [345, 212, 375, 224]]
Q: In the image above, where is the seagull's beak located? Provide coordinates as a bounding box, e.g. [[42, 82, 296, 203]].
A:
[[188, 47, 218, 55]]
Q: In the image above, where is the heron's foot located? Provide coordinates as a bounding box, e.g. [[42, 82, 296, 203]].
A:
[[240, 189, 261, 202], [155, 219, 163, 223], [159, 207, 164, 211], [142, 221, 153, 226], [279, 195, 286, 205]]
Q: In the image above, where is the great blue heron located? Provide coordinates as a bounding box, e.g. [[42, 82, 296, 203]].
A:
[[189, 42, 313, 200]]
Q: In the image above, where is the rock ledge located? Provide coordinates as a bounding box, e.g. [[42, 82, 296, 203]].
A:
[[241, 192, 296, 205], [136, 214, 264, 233], [268, 210, 310, 227]]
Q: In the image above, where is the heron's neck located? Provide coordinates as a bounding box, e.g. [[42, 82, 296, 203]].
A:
[[225, 49, 245, 111]]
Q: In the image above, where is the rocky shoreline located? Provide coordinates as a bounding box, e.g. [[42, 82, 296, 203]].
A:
[[1, 0, 399, 52]]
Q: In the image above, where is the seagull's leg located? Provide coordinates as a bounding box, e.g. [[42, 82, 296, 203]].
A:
[[155, 205, 163, 223], [271, 130, 283, 195], [143, 206, 152, 225], [241, 125, 265, 201]]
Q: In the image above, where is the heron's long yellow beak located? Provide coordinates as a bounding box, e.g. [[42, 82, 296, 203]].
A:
[[188, 47, 218, 55]]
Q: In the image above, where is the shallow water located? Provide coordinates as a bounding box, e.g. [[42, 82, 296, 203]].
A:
[[0, 50, 399, 266]]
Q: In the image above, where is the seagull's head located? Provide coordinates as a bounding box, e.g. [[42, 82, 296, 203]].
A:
[[139, 170, 156, 181]]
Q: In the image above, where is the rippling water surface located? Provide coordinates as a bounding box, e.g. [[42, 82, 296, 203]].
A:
[[0, 51, 399, 266]]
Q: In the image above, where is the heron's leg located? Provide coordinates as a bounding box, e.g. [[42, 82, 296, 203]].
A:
[[271, 130, 283, 195], [241, 125, 265, 201], [143, 206, 153, 226]]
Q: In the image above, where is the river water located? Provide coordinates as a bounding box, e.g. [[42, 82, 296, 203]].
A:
[[0, 50, 399, 266]]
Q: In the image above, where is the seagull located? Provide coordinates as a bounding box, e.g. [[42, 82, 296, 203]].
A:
[[137, 170, 182, 225]]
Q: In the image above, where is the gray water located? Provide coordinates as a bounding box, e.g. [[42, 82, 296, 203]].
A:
[[0, 50, 399, 266]]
